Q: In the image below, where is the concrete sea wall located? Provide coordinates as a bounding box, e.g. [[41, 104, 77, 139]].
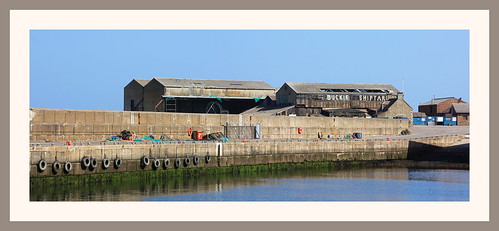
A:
[[29, 108, 410, 142], [30, 135, 464, 178]]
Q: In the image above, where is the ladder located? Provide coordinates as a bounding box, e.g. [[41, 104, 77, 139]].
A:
[[165, 98, 177, 112]]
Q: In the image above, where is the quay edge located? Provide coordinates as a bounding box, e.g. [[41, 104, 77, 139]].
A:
[[30, 135, 467, 183]]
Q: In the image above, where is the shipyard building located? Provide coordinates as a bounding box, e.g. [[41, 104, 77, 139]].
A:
[[275, 82, 413, 120], [125, 78, 275, 114], [124, 79, 151, 111], [124, 78, 412, 121]]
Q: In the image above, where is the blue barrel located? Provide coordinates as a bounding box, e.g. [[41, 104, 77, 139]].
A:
[[357, 133, 362, 139]]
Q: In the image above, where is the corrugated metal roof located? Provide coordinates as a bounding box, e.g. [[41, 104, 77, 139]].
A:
[[452, 103, 469, 114], [161, 95, 257, 100], [419, 97, 455, 106], [413, 112, 426, 117], [153, 78, 275, 90], [284, 82, 401, 94], [134, 79, 151, 87]]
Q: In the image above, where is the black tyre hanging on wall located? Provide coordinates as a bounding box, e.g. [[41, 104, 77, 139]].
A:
[[114, 158, 122, 169], [163, 159, 170, 169], [184, 156, 191, 167], [193, 155, 199, 165], [81, 156, 91, 169], [37, 159, 47, 172], [205, 154, 211, 163], [90, 158, 98, 170], [63, 161, 72, 173], [174, 158, 181, 169], [152, 159, 161, 170], [102, 159, 110, 170], [52, 161, 61, 174], [140, 156, 150, 169]]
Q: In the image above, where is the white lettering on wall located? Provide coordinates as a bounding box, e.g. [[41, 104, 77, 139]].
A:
[[325, 94, 389, 101]]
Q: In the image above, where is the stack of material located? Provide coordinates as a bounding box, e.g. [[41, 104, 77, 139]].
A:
[[120, 130, 134, 140], [140, 135, 161, 142], [105, 130, 136, 142]]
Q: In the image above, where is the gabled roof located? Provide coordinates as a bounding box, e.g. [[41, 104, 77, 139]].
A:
[[419, 97, 456, 106], [452, 103, 469, 114], [134, 79, 151, 86], [153, 78, 275, 90], [266, 95, 277, 101], [126, 79, 151, 87], [282, 82, 401, 94], [380, 98, 397, 111]]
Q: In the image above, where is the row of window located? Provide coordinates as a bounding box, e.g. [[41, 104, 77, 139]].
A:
[[320, 89, 389, 93]]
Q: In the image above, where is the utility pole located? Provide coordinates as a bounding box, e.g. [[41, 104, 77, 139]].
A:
[[402, 77, 405, 93]]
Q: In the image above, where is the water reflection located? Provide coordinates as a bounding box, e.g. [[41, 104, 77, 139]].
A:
[[30, 167, 469, 201]]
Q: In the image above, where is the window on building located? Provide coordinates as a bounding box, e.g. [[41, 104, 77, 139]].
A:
[[320, 89, 345, 92], [365, 89, 385, 93]]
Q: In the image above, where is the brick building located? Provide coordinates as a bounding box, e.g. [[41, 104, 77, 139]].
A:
[[418, 97, 466, 116], [445, 103, 470, 126], [418, 97, 469, 126]]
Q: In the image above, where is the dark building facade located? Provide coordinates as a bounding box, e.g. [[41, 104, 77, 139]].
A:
[[123, 79, 150, 111], [276, 82, 413, 120]]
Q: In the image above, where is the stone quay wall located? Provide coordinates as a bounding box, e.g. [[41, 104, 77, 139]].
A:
[[30, 135, 463, 178], [30, 108, 410, 142]]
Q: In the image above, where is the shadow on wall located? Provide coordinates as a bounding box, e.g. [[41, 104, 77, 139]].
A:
[[407, 141, 469, 164]]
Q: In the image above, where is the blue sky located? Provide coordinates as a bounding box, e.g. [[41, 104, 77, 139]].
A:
[[30, 30, 469, 111]]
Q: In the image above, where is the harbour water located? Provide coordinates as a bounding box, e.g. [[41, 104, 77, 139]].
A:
[[30, 165, 469, 201]]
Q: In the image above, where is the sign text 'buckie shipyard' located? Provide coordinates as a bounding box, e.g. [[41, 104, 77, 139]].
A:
[[326, 94, 389, 101]]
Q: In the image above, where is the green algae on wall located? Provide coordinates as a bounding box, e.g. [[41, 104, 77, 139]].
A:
[[30, 159, 386, 187]]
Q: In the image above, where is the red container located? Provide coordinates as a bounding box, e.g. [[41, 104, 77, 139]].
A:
[[195, 131, 203, 140]]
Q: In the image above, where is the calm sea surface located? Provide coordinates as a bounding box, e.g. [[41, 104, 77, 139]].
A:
[[31, 166, 469, 201]]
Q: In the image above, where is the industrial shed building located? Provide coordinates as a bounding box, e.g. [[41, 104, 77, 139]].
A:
[[276, 82, 413, 121], [126, 78, 275, 114], [123, 79, 151, 111]]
